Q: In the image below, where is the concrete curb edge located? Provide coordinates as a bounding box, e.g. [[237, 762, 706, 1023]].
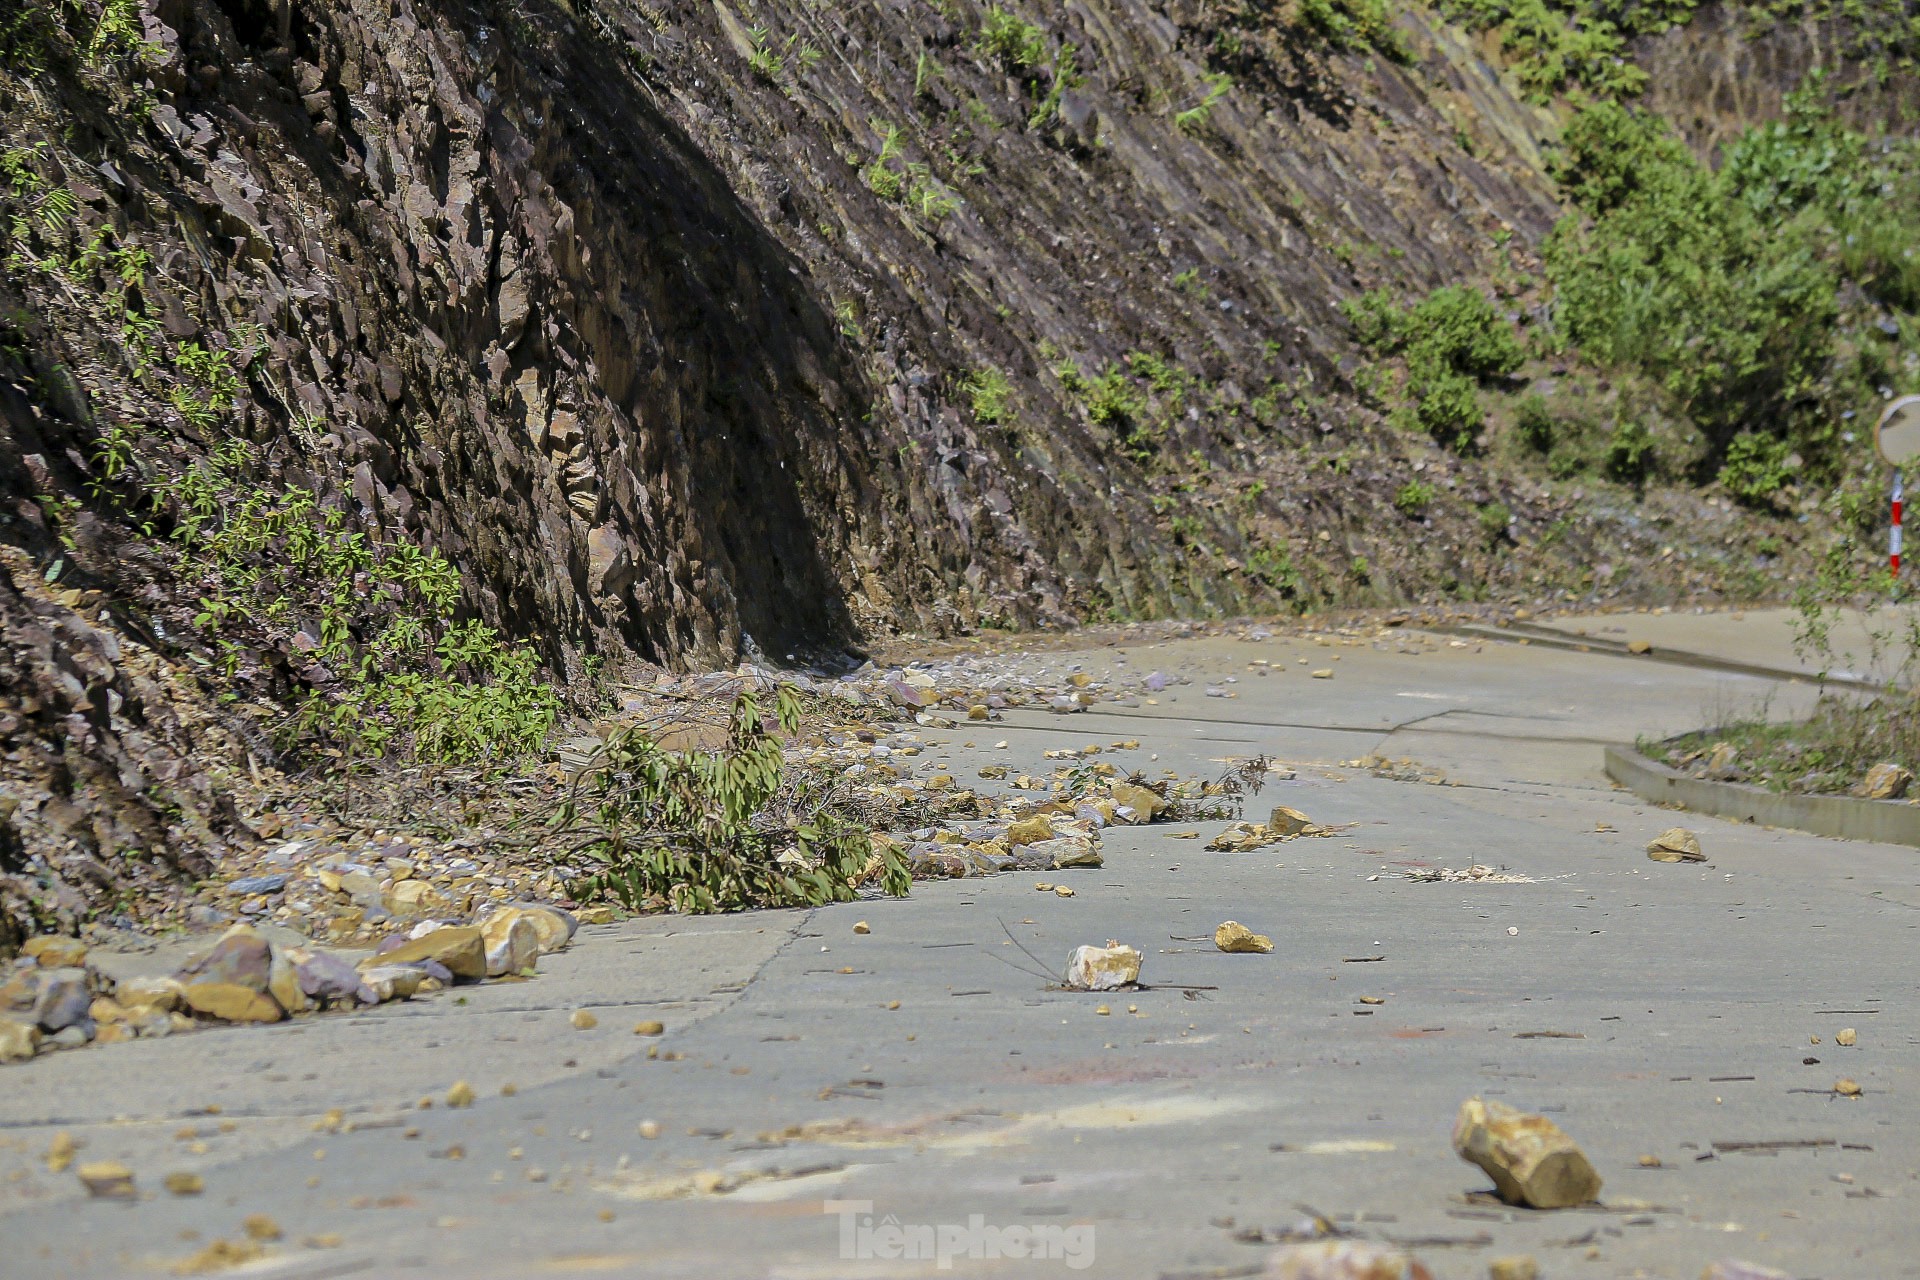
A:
[[1603, 743, 1920, 848]]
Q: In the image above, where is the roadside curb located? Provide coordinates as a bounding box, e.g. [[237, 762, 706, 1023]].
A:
[[1603, 743, 1920, 848]]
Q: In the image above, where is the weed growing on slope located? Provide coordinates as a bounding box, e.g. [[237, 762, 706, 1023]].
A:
[[964, 366, 1013, 423], [169, 441, 560, 765], [1344, 285, 1523, 452], [1299, 0, 1411, 59], [1173, 73, 1233, 133]]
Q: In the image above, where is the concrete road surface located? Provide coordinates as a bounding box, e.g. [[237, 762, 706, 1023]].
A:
[[5, 612, 1916, 1279]]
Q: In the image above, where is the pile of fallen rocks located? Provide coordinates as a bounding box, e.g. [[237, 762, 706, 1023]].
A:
[[0, 902, 577, 1064]]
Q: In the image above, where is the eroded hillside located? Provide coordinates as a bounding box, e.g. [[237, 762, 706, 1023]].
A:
[[1, 0, 1915, 942]]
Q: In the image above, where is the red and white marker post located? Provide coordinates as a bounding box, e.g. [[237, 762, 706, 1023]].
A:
[[1875, 396, 1920, 586], [1894, 471, 1905, 579]]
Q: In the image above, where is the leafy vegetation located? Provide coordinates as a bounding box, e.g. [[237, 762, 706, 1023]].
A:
[[1434, 0, 1649, 102], [1601, 418, 1656, 483], [1649, 690, 1920, 796], [862, 121, 960, 220], [1299, 0, 1411, 59], [977, 6, 1049, 70], [169, 440, 560, 764], [1, 137, 562, 770], [745, 23, 822, 89], [560, 687, 911, 913], [1173, 73, 1234, 133], [1543, 85, 1920, 499], [963, 366, 1013, 424], [1514, 393, 1556, 453], [1344, 285, 1524, 451], [1394, 479, 1434, 515]]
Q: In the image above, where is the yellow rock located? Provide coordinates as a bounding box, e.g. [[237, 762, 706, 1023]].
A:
[[267, 946, 310, 1017], [1006, 816, 1055, 847], [1837, 1027, 1857, 1047], [968, 704, 989, 720], [1268, 806, 1313, 837], [1311, 668, 1334, 679], [1094, 1004, 1110, 1016], [853, 921, 871, 935], [481, 904, 574, 956], [576, 905, 616, 925], [445, 1080, 476, 1108], [571, 1009, 599, 1030], [89, 996, 128, 1024], [77, 1160, 136, 1198], [1069, 673, 1091, 688], [1264, 1242, 1433, 1279], [164, 1171, 205, 1196], [384, 879, 451, 915], [1214, 921, 1274, 953], [1108, 783, 1167, 823], [1488, 1257, 1540, 1280], [170, 1238, 263, 1275], [633, 1020, 666, 1036], [182, 982, 284, 1023], [1053, 885, 1075, 897], [94, 1023, 134, 1045], [482, 915, 541, 978], [118, 976, 185, 1012], [1646, 827, 1705, 863], [1206, 821, 1273, 852], [1836, 1078, 1862, 1096], [243, 1213, 283, 1241], [0, 1017, 43, 1062], [1064, 941, 1140, 990], [359, 925, 485, 980], [45, 1131, 76, 1172], [22, 935, 87, 968], [1451, 1097, 1601, 1209]]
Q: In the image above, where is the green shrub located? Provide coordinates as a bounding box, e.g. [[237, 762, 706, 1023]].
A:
[[1603, 419, 1656, 483], [1340, 287, 1401, 349], [560, 687, 911, 914], [1718, 430, 1797, 506], [1514, 393, 1556, 452], [1543, 86, 1920, 487], [1414, 369, 1485, 451], [172, 440, 559, 765], [1404, 286, 1525, 379], [1434, 0, 1647, 102], [1478, 500, 1513, 542], [1546, 100, 1838, 447], [1348, 285, 1521, 452], [1395, 480, 1434, 515]]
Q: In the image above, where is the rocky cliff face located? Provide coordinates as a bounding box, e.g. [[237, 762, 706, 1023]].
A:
[[0, 0, 1888, 939]]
